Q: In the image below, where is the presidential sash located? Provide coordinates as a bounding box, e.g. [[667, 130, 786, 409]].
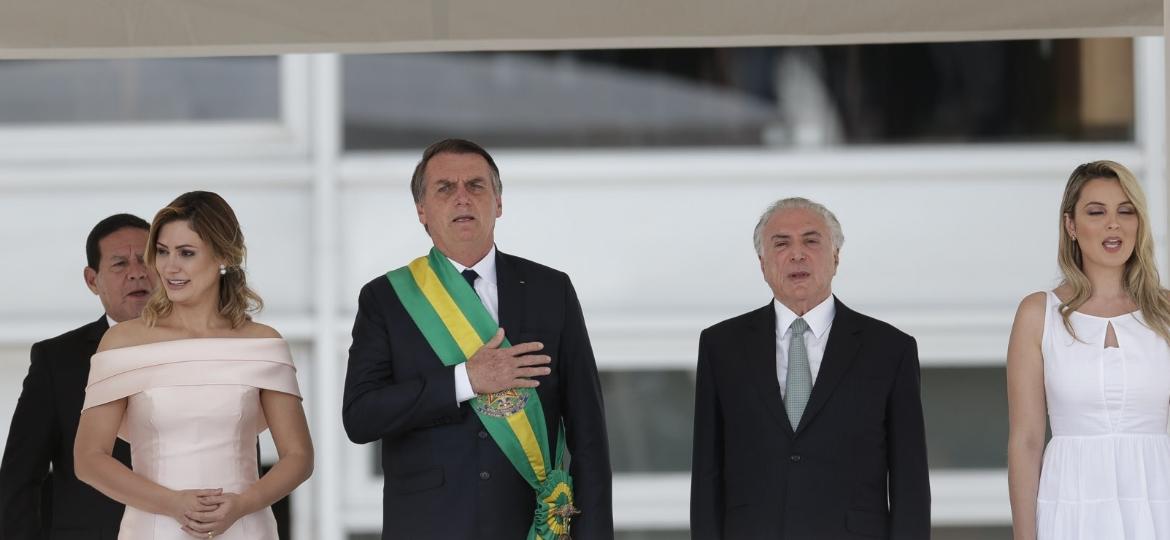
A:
[[387, 248, 578, 540]]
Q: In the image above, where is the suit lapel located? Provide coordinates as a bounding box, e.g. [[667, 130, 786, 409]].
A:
[[85, 315, 109, 344], [795, 297, 862, 436], [494, 250, 526, 340], [745, 303, 794, 436]]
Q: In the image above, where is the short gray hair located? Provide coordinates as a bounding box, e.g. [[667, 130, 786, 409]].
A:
[[753, 197, 845, 256]]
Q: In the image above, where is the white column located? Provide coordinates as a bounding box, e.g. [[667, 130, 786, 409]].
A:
[[1135, 37, 1167, 279], [308, 53, 343, 540]]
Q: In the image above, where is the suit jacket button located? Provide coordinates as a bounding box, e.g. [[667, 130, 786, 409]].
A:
[[480, 471, 490, 480], [789, 454, 802, 463], [478, 430, 489, 439]]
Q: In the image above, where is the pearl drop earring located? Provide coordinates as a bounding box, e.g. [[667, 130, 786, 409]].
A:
[[219, 264, 227, 275]]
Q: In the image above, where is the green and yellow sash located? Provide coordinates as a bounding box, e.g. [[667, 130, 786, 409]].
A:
[[387, 248, 577, 540]]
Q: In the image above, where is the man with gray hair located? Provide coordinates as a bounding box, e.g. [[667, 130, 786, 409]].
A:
[[690, 197, 930, 539]]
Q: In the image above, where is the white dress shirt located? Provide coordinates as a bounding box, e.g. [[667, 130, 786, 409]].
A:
[[448, 246, 499, 403], [106, 315, 119, 328], [775, 295, 836, 398]]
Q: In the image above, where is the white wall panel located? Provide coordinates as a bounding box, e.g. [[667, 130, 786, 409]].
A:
[[0, 347, 29, 445], [0, 187, 314, 320]]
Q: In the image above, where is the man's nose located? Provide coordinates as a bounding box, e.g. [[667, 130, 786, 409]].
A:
[[453, 186, 471, 204], [128, 258, 149, 279]]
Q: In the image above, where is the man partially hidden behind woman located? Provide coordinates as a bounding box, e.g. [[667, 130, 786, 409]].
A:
[[74, 191, 313, 539], [1008, 161, 1170, 539]]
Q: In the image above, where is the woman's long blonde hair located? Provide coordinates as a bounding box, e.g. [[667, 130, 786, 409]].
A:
[[1057, 160, 1170, 343], [142, 191, 263, 328]]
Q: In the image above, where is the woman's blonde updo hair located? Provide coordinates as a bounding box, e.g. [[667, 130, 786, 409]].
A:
[[142, 191, 263, 328], [1057, 160, 1170, 343]]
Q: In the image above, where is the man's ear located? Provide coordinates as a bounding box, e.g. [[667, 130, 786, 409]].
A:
[[834, 249, 840, 268], [84, 266, 99, 295], [416, 201, 432, 235]]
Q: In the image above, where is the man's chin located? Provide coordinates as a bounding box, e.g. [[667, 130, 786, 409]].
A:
[[123, 299, 150, 318]]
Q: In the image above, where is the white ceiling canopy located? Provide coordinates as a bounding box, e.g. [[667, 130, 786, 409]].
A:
[[0, 0, 1160, 59]]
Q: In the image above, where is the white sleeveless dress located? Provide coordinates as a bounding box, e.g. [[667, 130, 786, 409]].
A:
[[1037, 291, 1170, 539], [82, 338, 301, 540]]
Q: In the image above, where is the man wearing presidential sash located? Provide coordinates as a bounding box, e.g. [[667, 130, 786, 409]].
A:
[[343, 139, 613, 539]]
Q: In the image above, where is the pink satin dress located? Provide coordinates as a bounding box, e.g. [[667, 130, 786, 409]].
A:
[[82, 338, 301, 540]]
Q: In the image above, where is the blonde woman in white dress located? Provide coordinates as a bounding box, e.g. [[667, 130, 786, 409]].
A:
[[1008, 161, 1170, 540], [74, 191, 313, 539]]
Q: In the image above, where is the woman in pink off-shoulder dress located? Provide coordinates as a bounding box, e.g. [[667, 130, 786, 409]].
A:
[[74, 191, 313, 540]]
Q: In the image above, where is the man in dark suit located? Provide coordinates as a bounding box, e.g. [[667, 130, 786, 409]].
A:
[[343, 139, 613, 539], [1, 214, 154, 540], [691, 197, 930, 540]]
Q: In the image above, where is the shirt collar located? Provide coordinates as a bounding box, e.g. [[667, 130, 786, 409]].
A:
[[445, 245, 498, 287], [774, 295, 836, 339], [106, 314, 119, 328]]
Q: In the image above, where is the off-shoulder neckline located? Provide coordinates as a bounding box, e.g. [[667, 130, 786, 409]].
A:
[[98, 337, 285, 354]]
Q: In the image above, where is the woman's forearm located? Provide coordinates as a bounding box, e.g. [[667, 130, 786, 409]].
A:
[[236, 451, 314, 515], [1007, 439, 1045, 540], [75, 450, 178, 517]]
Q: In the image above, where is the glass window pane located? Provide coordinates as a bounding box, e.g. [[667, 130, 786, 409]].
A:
[[616, 531, 690, 540], [343, 39, 1132, 149], [602, 370, 694, 473], [933, 526, 1013, 540], [923, 366, 1008, 469], [0, 57, 279, 124]]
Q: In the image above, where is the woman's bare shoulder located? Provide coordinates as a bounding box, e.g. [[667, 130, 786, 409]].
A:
[[1010, 291, 1050, 343], [1017, 291, 1049, 314], [237, 321, 283, 339], [96, 318, 154, 352]]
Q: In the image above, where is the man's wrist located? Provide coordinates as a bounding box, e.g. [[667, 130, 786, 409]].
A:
[[454, 363, 476, 403]]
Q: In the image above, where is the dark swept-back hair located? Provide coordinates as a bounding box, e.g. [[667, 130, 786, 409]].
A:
[[86, 213, 150, 270], [409, 138, 502, 203], [142, 191, 263, 329]]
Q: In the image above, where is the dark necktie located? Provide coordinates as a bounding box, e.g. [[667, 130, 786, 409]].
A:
[[461, 269, 479, 291]]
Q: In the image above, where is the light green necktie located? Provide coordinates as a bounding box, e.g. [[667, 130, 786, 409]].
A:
[[785, 318, 812, 429]]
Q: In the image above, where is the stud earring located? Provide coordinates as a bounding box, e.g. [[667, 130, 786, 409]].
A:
[[219, 264, 227, 275]]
